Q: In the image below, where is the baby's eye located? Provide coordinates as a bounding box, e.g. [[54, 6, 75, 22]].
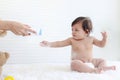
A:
[[72, 28, 80, 32], [75, 29, 79, 31]]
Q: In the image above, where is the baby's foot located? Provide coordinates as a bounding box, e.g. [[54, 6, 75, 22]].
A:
[[102, 66, 116, 71], [112, 66, 116, 70], [110, 66, 116, 70]]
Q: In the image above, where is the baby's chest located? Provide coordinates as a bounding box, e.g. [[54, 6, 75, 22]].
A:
[[72, 41, 92, 49]]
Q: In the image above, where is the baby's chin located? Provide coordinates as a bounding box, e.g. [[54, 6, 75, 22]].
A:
[[73, 37, 84, 40]]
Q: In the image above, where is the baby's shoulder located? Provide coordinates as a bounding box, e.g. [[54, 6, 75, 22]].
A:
[[87, 36, 94, 40], [65, 37, 75, 42], [66, 37, 73, 40], [88, 36, 93, 38]]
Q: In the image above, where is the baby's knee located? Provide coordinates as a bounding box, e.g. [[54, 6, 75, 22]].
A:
[[71, 60, 81, 71], [97, 59, 107, 67], [99, 59, 106, 63], [94, 58, 106, 63]]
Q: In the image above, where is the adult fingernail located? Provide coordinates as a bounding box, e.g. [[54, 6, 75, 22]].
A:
[[28, 33, 31, 35]]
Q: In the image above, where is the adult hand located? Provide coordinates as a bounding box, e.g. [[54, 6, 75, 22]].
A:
[[0, 20, 36, 36]]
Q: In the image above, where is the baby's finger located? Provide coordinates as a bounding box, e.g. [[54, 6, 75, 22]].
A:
[[40, 42, 46, 47]]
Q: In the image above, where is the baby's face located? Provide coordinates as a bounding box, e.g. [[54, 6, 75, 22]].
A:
[[72, 23, 87, 40]]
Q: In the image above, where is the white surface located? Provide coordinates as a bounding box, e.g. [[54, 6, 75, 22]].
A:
[[2, 61, 120, 80]]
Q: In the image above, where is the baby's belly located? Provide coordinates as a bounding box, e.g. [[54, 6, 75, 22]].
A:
[[71, 53, 92, 62]]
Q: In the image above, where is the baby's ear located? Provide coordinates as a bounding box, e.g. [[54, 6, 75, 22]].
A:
[[5, 52, 10, 59], [0, 30, 7, 37]]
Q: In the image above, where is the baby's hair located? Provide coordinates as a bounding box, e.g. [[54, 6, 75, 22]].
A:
[[71, 17, 93, 35]]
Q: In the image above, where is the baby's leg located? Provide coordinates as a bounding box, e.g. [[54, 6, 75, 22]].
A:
[[71, 60, 101, 73], [101, 66, 116, 71], [91, 58, 116, 71]]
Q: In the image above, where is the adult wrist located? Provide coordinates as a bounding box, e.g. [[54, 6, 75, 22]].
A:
[[0, 20, 9, 30]]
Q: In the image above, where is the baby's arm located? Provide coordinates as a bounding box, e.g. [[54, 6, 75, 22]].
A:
[[40, 38, 71, 47], [93, 31, 107, 47]]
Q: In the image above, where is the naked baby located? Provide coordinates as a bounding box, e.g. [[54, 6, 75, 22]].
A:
[[40, 17, 116, 73]]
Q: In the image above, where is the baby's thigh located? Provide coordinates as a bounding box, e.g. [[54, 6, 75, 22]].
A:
[[91, 58, 106, 67], [71, 60, 84, 70]]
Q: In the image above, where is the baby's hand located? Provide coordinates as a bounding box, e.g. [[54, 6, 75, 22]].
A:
[[40, 41, 50, 47], [101, 31, 107, 39]]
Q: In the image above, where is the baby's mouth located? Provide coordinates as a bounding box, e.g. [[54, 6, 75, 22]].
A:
[[73, 35, 77, 38], [72, 34, 76, 37]]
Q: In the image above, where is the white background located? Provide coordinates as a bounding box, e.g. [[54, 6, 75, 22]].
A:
[[0, 0, 120, 64]]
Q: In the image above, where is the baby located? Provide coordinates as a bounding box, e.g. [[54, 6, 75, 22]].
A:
[[40, 17, 115, 73]]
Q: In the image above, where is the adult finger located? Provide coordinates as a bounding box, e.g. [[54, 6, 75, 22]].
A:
[[26, 28, 37, 34]]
